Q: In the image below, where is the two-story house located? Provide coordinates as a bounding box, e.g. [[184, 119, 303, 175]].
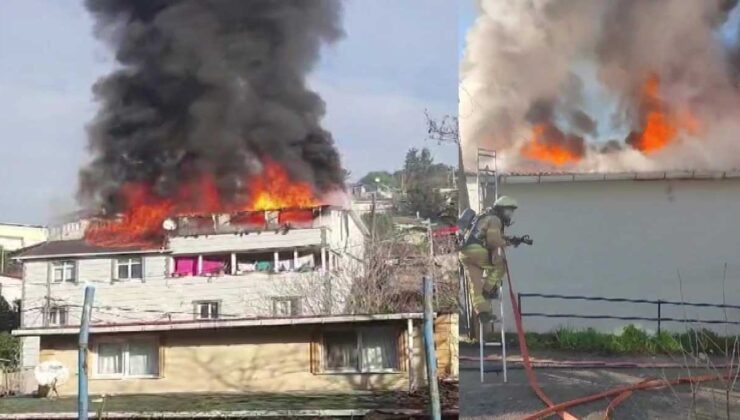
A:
[[12, 205, 429, 395]]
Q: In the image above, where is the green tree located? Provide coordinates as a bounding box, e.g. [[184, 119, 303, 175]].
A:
[[359, 171, 397, 188], [398, 148, 452, 220], [0, 296, 19, 332]]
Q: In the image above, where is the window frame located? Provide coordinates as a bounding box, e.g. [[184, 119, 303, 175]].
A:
[[193, 300, 220, 320], [93, 337, 160, 380], [114, 257, 144, 281], [51, 260, 76, 283], [321, 326, 400, 374], [271, 296, 301, 317], [47, 306, 69, 326]]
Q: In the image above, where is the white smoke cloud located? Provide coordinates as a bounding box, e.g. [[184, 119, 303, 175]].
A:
[[461, 0, 740, 173]]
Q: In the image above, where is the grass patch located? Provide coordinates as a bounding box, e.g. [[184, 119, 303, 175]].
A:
[[513, 324, 738, 356]]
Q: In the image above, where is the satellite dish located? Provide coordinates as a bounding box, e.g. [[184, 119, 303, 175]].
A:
[[162, 218, 177, 231], [34, 361, 69, 387]]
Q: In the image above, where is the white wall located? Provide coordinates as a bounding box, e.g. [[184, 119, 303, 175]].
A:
[[499, 178, 740, 334], [0, 224, 47, 251], [0, 275, 21, 304]]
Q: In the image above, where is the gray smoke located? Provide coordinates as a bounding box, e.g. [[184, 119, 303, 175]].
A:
[[461, 0, 740, 172], [79, 0, 345, 212]]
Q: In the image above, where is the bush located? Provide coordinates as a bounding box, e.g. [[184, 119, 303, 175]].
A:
[[516, 324, 739, 356], [0, 332, 19, 369]]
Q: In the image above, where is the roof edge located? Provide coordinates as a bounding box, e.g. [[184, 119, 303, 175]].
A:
[[12, 312, 425, 336]]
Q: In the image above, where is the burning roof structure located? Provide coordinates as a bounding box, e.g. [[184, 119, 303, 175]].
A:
[[461, 0, 740, 173], [75, 0, 346, 247]]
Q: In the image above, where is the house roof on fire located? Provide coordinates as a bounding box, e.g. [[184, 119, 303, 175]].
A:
[[14, 239, 163, 260]]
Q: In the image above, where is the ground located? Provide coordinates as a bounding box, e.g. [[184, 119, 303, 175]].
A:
[[460, 343, 740, 419], [0, 386, 459, 418]]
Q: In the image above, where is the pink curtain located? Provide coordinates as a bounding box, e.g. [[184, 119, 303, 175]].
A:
[[201, 258, 224, 275], [174, 257, 197, 276]]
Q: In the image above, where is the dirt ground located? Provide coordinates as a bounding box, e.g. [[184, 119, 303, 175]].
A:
[[459, 343, 740, 419]]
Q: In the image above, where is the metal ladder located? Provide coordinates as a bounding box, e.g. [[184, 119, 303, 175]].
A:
[[475, 148, 508, 383], [479, 283, 507, 383]]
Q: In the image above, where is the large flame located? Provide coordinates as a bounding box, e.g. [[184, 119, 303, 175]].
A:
[[85, 160, 320, 247], [630, 74, 702, 153], [520, 123, 582, 166]]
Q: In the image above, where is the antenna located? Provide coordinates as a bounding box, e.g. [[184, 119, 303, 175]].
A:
[[34, 360, 69, 398]]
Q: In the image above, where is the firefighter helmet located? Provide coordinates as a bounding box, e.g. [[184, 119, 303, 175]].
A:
[[493, 195, 518, 209]]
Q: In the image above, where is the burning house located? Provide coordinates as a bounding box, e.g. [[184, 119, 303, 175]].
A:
[[9, 0, 450, 397], [458, 1, 740, 334]]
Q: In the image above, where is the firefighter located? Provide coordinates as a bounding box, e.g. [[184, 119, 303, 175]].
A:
[[459, 195, 519, 325]]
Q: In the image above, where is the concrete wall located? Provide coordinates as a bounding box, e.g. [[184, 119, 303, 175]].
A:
[[0, 224, 47, 251], [37, 321, 426, 395], [0, 275, 21, 304], [499, 177, 740, 334]]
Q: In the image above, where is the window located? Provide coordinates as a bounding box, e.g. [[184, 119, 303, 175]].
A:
[[47, 306, 68, 326], [115, 257, 143, 280], [323, 327, 398, 373], [194, 301, 219, 320], [272, 297, 301, 316], [96, 339, 159, 378], [51, 261, 76, 283]]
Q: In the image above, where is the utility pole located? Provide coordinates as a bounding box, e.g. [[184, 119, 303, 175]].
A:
[[422, 276, 441, 420], [78, 286, 95, 420]]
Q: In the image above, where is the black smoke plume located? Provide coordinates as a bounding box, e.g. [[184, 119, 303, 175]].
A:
[[79, 0, 345, 212]]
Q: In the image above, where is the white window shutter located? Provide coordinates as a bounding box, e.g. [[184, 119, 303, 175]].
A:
[[111, 259, 117, 283]]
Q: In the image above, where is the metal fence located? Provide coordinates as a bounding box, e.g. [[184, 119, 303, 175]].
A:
[[517, 292, 740, 333]]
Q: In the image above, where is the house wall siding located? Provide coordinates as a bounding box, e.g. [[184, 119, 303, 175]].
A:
[[168, 229, 324, 255], [38, 322, 425, 395], [23, 260, 333, 328]]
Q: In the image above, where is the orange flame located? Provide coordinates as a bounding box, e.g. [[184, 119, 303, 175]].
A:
[[521, 124, 582, 166], [85, 160, 320, 247], [631, 74, 702, 153]]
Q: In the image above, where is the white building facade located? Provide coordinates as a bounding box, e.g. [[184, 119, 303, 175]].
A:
[[0, 223, 48, 252], [468, 171, 740, 334]]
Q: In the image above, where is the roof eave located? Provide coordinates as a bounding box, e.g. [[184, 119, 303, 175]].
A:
[[12, 313, 425, 336]]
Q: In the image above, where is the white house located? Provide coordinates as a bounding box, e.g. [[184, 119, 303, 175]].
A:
[[468, 170, 740, 334], [0, 223, 48, 252]]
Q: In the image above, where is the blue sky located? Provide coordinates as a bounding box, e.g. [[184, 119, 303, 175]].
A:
[[0, 0, 458, 224]]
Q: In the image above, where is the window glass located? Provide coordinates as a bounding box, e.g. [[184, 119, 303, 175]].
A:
[[361, 328, 397, 371], [97, 343, 123, 375], [324, 331, 358, 371], [128, 341, 158, 376], [131, 260, 143, 278]]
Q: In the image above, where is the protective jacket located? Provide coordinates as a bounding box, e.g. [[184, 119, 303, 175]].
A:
[[463, 213, 506, 250]]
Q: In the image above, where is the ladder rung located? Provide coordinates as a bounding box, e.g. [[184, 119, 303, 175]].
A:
[[484, 342, 502, 347]]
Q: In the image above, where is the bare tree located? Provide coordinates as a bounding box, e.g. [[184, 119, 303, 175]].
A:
[[425, 110, 469, 214]]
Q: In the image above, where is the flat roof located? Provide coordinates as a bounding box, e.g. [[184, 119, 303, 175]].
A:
[[12, 313, 424, 336], [466, 170, 740, 184], [0, 222, 47, 229]]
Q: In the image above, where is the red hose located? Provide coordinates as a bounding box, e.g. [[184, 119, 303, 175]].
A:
[[524, 373, 730, 419], [502, 251, 732, 419], [502, 252, 578, 420]]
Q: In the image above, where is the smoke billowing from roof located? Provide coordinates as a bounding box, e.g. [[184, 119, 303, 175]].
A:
[[79, 0, 344, 213], [461, 0, 740, 172]]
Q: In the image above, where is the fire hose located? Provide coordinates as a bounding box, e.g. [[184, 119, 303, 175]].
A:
[[501, 250, 578, 420], [500, 250, 733, 419]]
